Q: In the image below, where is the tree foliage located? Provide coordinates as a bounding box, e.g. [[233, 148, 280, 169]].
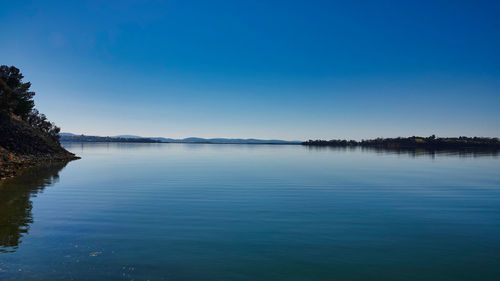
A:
[[303, 136, 500, 149], [0, 65, 35, 118], [0, 65, 60, 141]]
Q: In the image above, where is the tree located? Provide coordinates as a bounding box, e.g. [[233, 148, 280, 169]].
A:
[[0, 65, 61, 141], [0, 65, 35, 119]]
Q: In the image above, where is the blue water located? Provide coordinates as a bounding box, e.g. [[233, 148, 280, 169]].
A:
[[1, 143, 499, 280]]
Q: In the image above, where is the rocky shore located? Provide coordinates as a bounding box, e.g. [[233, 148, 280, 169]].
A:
[[0, 113, 79, 180], [0, 149, 79, 180]]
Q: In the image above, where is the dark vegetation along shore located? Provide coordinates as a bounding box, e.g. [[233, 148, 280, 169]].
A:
[[0, 65, 78, 179], [303, 135, 500, 150]]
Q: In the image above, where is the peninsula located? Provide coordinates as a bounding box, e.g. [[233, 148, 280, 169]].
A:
[[0, 65, 78, 179], [303, 136, 500, 150]]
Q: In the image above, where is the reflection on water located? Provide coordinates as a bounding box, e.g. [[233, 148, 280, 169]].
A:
[[306, 145, 500, 158], [0, 162, 68, 253], [0, 143, 499, 280]]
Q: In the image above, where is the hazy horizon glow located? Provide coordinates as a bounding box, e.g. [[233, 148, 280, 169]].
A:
[[1, 0, 499, 140]]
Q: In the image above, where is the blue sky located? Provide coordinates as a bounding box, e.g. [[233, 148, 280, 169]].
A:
[[1, 0, 499, 140]]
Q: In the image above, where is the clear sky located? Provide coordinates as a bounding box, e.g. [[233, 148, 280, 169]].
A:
[[1, 0, 499, 140]]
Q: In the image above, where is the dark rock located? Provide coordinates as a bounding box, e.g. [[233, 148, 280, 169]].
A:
[[0, 112, 79, 180]]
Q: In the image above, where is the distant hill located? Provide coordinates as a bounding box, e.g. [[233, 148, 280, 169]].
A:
[[113, 135, 143, 139], [161, 137, 300, 144], [59, 132, 77, 137], [59, 134, 160, 143], [60, 133, 301, 144]]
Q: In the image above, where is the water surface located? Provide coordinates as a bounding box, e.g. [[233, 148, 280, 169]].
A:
[[1, 143, 499, 280]]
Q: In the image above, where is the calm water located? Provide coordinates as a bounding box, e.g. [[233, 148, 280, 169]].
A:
[[1, 143, 500, 280]]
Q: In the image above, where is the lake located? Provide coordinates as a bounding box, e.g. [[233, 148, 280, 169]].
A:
[[1, 143, 500, 280]]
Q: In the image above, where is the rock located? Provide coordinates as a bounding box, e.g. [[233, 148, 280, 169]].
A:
[[0, 112, 79, 179]]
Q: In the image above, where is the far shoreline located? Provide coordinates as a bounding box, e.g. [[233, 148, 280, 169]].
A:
[[59, 135, 500, 150], [60, 140, 302, 145]]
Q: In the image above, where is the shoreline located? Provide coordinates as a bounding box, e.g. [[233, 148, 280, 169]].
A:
[[0, 152, 80, 181], [302, 137, 500, 150], [60, 140, 302, 145]]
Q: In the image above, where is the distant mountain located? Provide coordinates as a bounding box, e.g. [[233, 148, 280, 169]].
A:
[[59, 134, 160, 143], [150, 137, 177, 142], [113, 135, 143, 139], [59, 132, 77, 137], [177, 138, 301, 144], [152, 137, 300, 144], [59, 133, 301, 144]]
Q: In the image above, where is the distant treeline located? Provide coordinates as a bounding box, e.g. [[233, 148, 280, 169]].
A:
[[60, 135, 160, 143], [303, 135, 500, 149]]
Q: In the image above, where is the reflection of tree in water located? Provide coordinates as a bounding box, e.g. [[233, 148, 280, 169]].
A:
[[0, 162, 69, 253], [306, 145, 499, 159]]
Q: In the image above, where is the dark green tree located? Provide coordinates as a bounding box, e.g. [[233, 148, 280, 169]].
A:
[[0, 65, 60, 141], [0, 65, 35, 119]]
